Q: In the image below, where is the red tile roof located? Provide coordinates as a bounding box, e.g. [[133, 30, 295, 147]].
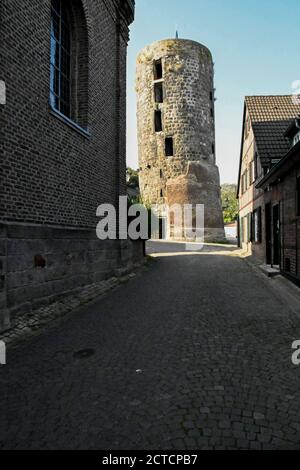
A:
[[245, 95, 300, 162]]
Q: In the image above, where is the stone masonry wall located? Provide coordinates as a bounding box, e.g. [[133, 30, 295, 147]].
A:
[[0, 222, 143, 329], [136, 39, 225, 240]]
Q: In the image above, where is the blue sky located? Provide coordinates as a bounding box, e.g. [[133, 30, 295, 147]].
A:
[[126, 0, 300, 183]]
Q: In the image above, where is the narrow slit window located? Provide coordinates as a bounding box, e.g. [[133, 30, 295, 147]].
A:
[[154, 110, 162, 132], [165, 137, 174, 157], [154, 59, 163, 80], [154, 82, 164, 103]]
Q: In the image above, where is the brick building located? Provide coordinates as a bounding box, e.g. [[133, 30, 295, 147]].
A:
[[0, 0, 139, 331], [256, 119, 300, 285], [237, 96, 300, 264]]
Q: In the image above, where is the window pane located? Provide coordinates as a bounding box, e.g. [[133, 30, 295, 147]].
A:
[[50, 91, 59, 110], [61, 50, 70, 78], [61, 24, 71, 50], [61, 76, 70, 104], [61, 3, 70, 25], [50, 36, 60, 68], [60, 100, 70, 118], [51, 0, 61, 15], [50, 64, 60, 96], [50, 12, 60, 41]]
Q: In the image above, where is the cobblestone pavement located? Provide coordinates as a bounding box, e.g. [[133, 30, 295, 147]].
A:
[[1, 242, 300, 450], [0, 275, 138, 347]]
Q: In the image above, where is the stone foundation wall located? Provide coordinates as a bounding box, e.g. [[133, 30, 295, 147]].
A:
[[0, 222, 144, 331]]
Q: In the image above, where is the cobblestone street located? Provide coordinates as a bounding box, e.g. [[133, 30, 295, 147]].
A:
[[1, 242, 300, 450]]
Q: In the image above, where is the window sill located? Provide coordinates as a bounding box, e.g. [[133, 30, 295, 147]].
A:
[[49, 104, 91, 139]]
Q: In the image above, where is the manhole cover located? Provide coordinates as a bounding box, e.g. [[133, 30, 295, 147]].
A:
[[73, 349, 95, 360]]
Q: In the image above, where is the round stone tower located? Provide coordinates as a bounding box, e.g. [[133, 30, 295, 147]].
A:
[[136, 39, 225, 241]]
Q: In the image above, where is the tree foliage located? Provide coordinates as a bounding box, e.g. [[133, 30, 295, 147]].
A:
[[221, 184, 239, 224], [126, 167, 139, 189]]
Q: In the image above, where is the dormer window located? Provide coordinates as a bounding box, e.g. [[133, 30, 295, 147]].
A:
[[293, 131, 300, 147], [285, 118, 300, 148]]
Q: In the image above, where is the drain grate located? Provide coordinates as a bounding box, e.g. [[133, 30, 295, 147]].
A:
[[73, 348, 95, 360]]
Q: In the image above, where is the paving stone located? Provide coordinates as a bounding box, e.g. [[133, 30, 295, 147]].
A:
[[200, 407, 210, 414], [1, 244, 300, 450]]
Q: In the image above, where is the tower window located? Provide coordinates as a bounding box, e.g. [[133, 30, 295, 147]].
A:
[[210, 91, 213, 101], [154, 82, 164, 103], [154, 110, 162, 132], [165, 137, 174, 157], [160, 189, 163, 198], [154, 59, 163, 80], [160, 169, 163, 178]]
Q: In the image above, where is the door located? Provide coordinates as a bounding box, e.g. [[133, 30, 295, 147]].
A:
[[159, 217, 167, 240], [272, 204, 280, 266], [265, 203, 272, 265]]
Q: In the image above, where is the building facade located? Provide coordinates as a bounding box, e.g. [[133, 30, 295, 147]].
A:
[[136, 39, 224, 241], [0, 0, 139, 331], [256, 120, 300, 285], [237, 95, 300, 265]]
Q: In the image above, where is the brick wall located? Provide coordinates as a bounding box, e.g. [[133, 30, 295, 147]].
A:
[[0, 0, 138, 329], [0, 0, 133, 226], [280, 164, 300, 283]]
